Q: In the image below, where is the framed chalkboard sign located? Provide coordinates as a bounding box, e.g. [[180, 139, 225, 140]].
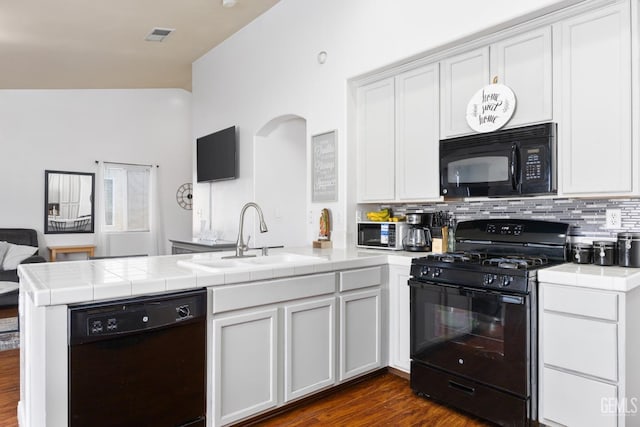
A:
[[311, 130, 337, 202]]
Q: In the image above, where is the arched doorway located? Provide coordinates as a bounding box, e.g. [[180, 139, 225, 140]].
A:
[[254, 115, 307, 247]]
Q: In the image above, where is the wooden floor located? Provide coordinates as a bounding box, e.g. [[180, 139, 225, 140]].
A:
[[251, 372, 490, 427], [0, 349, 19, 427], [0, 347, 488, 427]]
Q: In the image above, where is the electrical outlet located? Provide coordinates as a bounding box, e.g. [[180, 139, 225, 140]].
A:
[[605, 209, 622, 229]]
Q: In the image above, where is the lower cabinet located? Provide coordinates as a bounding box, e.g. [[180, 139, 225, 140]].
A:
[[212, 309, 279, 426], [538, 281, 640, 427], [339, 288, 382, 381], [542, 367, 617, 427], [210, 266, 383, 426], [388, 264, 410, 373], [284, 297, 336, 402]]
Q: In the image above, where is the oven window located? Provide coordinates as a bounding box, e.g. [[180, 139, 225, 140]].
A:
[[419, 290, 507, 361], [410, 281, 529, 395], [447, 156, 508, 184], [432, 302, 505, 359]]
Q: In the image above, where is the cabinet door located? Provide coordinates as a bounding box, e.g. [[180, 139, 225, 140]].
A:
[[357, 77, 395, 201], [388, 265, 410, 373], [284, 297, 336, 402], [543, 312, 618, 381], [339, 288, 382, 381], [542, 367, 617, 427], [213, 309, 278, 426], [440, 47, 490, 138], [491, 26, 552, 127], [395, 63, 440, 201], [558, 2, 632, 195]]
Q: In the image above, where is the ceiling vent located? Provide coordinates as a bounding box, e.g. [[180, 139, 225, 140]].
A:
[[145, 28, 175, 42]]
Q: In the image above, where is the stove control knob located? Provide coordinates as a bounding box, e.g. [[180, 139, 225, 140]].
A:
[[420, 266, 430, 277], [501, 276, 512, 287], [432, 268, 442, 278], [484, 274, 494, 285], [177, 305, 191, 318]]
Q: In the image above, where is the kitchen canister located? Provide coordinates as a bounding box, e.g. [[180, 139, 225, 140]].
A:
[[617, 232, 640, 267], [592, 241, 617, 266], [571, 243, 593, 264]]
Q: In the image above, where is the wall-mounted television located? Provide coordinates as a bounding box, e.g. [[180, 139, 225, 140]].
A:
[[196, 126, 238, 183]]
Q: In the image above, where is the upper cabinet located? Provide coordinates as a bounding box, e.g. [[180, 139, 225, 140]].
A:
[[441, 27, 552, 139], [556, 2, 633, 196], [491, 27, 553, 128], [357, 63, 441, 203], [355, 0, 637, 203], [395, 64, 440, 201], [440, 47, 490, 138], [356, 78, 395, 202]]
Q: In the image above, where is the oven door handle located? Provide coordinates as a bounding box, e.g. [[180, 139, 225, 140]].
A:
[[408, 280, 526, 303]]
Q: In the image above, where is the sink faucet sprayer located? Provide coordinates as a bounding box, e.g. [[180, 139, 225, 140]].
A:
[[230, 202, 268, 258]]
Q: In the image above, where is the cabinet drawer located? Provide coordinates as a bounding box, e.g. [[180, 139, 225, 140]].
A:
[[543, 284, 618, 321], [339, 267, 382, 292], [211, 273, 335, 313], [543, 312, 617, 381], [542, 367, 617, 427]]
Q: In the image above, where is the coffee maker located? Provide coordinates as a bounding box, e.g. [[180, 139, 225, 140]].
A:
[[403, 213, 432, 252]]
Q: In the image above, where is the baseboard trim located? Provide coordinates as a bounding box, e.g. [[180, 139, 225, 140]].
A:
[[387, 366, 410, 380]]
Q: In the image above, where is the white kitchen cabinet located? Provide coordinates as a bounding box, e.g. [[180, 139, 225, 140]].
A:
[[210, 273, 336, 425], [338, 266, 383, 381], [212, 308, 279, 426], [543, 367, 617, 427], [490, 26, 552, 128], [356, 77, 395, 202], [441, 28, 553, 139], [556, 1, 633, 196], [339, 288, 382, 381], [395, 64, 440, 201], [356, 64, 440, 203], [388, 264, 411, 373], [538, 279, 640, 427], [283, 297, 335, 402], [440, 47, 490, 138]]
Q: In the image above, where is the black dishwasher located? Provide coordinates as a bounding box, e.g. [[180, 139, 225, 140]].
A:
[[68, 289, 206, 427]]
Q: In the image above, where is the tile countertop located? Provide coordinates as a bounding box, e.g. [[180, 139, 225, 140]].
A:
[[538, 263, 640, 292], [18, 247, 418, 307]]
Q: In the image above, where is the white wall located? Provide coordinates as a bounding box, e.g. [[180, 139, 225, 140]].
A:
[[192, 0, 573, 247], [254, 116, 307, 248], [0, 89, 192, 257]]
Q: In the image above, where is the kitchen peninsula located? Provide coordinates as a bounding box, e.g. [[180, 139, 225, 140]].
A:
[[16, 247, 409, 427]]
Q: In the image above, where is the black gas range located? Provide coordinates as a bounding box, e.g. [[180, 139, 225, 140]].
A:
[[409, 219, 569, 426]]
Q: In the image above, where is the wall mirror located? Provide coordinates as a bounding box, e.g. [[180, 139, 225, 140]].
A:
[[44, 170, 95, 234]]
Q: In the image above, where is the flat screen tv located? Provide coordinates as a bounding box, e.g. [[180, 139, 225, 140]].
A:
[[196, 126, 238, 182]]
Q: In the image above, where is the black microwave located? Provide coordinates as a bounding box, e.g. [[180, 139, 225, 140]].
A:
[[440, 123, 556, 198]]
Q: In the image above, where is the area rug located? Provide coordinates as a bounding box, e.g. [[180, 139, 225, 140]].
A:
[[0, 317, 19, 351], [0, 332, 19, 351]]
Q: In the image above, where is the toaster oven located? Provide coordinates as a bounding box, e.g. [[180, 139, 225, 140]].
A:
[[357, 221, 408, 250]]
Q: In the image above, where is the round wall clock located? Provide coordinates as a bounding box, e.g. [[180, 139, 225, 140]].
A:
[[176, 183, 193, 210]]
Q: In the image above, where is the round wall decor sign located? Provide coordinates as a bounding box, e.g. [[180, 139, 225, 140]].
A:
[[466, 83, 516, 133]]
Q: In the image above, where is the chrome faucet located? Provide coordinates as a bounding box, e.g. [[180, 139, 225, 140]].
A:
[[230, 202, 268, 258]]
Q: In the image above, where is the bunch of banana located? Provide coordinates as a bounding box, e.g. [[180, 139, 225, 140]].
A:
[[366, 208, 391, 222]]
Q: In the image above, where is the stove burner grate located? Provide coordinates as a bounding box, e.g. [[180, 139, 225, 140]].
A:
[[426, 251, 486, 263], [483, 255, 549, 270]]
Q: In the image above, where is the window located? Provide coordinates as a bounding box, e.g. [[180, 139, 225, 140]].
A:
[[103, 163, 151, 232]]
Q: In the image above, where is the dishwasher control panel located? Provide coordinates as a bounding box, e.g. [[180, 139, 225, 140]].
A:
[[69, 289, 206, 343]]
